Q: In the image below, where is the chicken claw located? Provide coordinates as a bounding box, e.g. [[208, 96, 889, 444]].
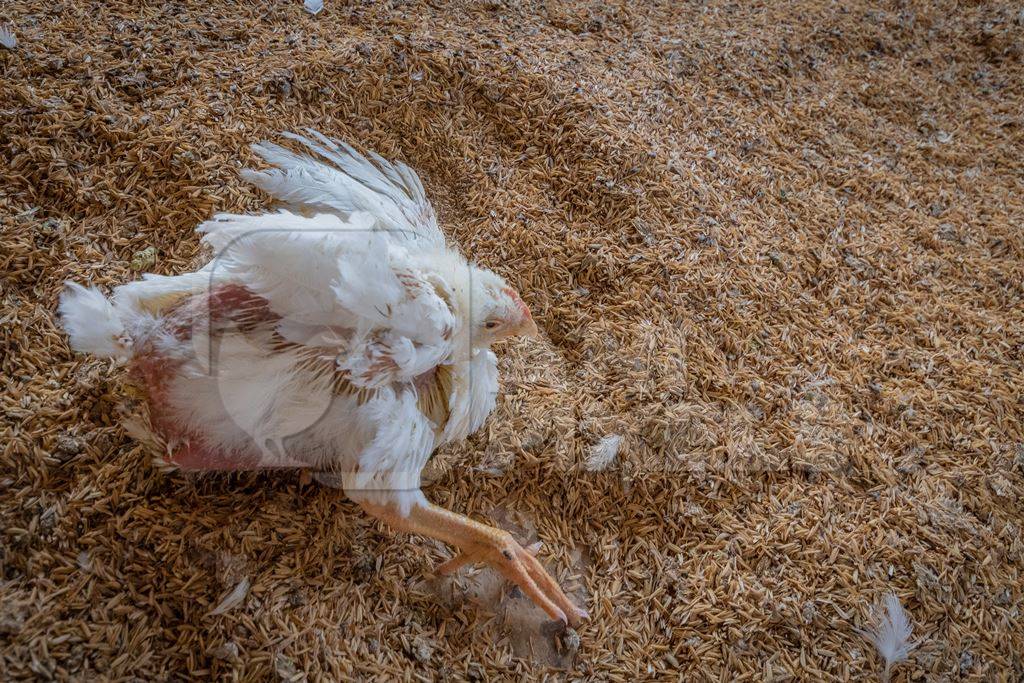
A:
[[441, 536, 585, 626], [358, 498, 587, 626], [435, 540, 541, 575]]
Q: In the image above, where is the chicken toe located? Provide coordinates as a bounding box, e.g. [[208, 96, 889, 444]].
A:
[[358, 496, 587, 626]]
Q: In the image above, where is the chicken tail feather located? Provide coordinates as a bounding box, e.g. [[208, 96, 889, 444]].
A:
[[59, 282, 129, 358]]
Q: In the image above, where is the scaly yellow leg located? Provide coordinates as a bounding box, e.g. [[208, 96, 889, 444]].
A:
[[358, 499, 587, 626]]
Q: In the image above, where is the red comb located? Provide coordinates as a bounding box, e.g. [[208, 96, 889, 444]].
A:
[[501, 286, 531, 318]]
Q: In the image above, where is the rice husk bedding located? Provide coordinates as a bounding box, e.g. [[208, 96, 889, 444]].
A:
[[1, 0, 1023, 680]]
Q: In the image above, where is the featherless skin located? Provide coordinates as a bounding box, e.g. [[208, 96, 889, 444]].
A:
[[59, 131, 586, 626]]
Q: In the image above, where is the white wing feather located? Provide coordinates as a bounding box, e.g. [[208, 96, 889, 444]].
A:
[[240, 129, 446, 249], [198, 210, 374, 329], [196, 209, 456, 388]]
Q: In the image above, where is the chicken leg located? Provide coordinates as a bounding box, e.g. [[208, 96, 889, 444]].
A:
[[358, 498, 587, 626]]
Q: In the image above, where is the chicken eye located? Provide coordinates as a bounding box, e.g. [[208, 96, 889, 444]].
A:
[[484, 321, 500, 330]]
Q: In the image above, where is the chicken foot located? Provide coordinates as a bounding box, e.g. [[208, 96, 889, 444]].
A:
[[357, 498, 587, 626]]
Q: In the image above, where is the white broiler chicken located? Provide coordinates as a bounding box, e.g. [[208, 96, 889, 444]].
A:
[[59, 131, 586, 625]]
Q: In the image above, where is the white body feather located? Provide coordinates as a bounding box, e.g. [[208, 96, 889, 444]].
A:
[[60, 133, 502, 517]]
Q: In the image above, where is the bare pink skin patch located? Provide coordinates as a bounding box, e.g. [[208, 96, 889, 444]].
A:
[[130, 284, 289, 471], [165, 437, 266, 470]]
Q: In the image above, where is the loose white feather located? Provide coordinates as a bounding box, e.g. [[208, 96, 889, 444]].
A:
[[857, 592, 916, 682], [58, 283, 126, 357], [0, 25, 16, 50], [586, 434, 623, 471], [209, 577, 250, 616]]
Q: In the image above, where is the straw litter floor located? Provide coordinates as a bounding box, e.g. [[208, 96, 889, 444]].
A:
[[2, 0, 1023, 680]]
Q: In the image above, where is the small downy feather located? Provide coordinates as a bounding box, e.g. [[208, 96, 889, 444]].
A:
[[857, 592, 916, 682], [0, 25, 15, 50], [209, 577, 250, 616], [586, 434, 623, 471]]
